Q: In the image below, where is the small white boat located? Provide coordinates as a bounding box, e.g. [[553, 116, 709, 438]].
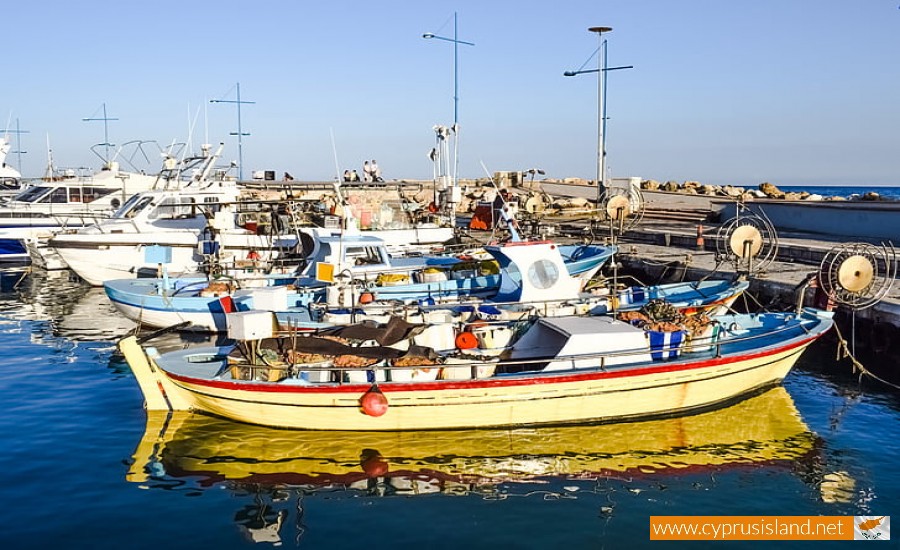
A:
[[44, 143, 278, 283], [0, 158, 161, 261]]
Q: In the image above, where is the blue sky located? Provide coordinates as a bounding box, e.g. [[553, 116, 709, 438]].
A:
[[3, 1, 899, 186]]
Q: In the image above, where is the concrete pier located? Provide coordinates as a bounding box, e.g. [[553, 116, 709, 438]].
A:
[[614, 218, 900, 326]]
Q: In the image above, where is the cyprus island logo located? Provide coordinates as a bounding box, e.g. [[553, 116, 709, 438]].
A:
[[855, 516, 890, 541]]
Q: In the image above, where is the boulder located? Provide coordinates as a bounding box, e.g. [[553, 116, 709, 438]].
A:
[[758, 182, 785, 199], [642, 179, 661, 191], [859, 191, 883, 201]]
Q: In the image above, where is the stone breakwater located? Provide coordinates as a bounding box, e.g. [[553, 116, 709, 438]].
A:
[[639, 179, 890, 202], [443, 178, 894, 213]]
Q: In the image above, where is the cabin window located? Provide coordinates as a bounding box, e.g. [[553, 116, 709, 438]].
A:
[[346, 246, 385, 266], [47, 188, 68, 203], [149, 197, 197, 220], [201, 197, 221, 214], [80, 187, 114, 203]]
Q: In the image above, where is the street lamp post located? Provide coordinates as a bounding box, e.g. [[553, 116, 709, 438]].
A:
[[210, 82, 255, 181], [423, 12, 475, 129], [423, 12, 475, 192], [564, 27, 632, 199]]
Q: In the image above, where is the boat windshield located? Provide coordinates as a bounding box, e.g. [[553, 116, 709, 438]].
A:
[[345, 246, 388, 266], [115, 194, 155, 219], [0, 177, 19, 190], [13, 185, 52, 203]]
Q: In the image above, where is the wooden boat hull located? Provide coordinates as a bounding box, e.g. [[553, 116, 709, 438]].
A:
[[169, 346, 806, 430], [120, 310, 830, 430]]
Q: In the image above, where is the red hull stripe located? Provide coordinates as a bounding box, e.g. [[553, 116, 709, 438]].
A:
[[165, 332, 819, 395]]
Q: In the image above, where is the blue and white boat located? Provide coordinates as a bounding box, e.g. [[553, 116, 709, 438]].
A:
[[107, 236, 740, 333], [104, 236, 617, 331]]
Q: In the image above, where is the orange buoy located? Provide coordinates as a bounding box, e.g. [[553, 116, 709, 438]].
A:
[[358, 292, 374, 304], [455, 331, 478, 350], [360, 384, 389, 417]]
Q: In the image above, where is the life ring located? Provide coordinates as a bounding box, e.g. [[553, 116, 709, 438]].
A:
[[455, 331, 478, 350]]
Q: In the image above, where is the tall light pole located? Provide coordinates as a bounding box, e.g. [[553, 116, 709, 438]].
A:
[[211, 82, 254, 180], [423, 12, 475, 185], [83, 103, 119, 164], [564, 27, 632, 199]]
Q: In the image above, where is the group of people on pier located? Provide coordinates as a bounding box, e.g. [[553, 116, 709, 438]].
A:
[[342, 160, 383, 183]]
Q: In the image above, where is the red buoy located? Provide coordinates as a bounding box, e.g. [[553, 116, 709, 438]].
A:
[[358, 292, 374, 304], [455, 331, 478, 350], [360, 384, 389, 417]]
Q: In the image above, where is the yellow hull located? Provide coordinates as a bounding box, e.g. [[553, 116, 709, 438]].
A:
[[121, 335, 814, 430]]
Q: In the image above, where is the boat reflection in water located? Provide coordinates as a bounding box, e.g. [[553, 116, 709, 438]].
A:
[[0, 269, 137, 346], [128, 387, 818, 544]]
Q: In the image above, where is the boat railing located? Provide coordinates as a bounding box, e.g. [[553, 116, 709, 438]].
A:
[[227, 311, 824, 384]]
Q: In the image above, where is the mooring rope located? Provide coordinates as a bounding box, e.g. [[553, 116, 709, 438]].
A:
[[831, 320, 900, 390]]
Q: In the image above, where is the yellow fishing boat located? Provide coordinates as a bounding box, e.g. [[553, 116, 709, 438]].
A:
[[118, 305, 832, 430]]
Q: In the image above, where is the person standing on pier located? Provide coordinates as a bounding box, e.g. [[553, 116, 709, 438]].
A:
[[362, 161, 373, 182], [371, 160, 382, 182]]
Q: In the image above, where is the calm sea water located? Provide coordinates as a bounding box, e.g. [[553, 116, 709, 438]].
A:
[[779, 185, 900, 201], [0, 268, 897, 549]]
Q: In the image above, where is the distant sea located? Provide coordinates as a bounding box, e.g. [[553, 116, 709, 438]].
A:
[[779, 185, 900, 201]]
